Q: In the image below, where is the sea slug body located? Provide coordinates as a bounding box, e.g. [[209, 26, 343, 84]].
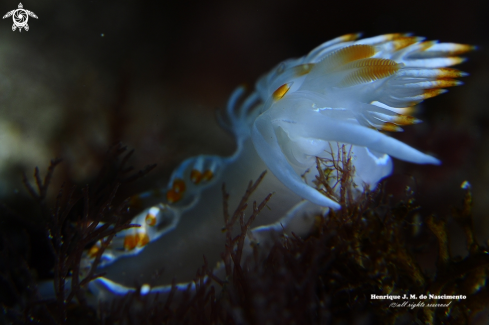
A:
[[72, 33, 472, 299]]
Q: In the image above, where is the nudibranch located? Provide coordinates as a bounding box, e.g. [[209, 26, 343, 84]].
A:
[[70, 33, 472, 299]]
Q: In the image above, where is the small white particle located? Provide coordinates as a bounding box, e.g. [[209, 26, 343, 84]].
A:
[[141, 284, 150, 295], [461, 180, 471, 189]]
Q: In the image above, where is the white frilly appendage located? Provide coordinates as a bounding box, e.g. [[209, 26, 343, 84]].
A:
[[251, 33, 472, 209], [38, 34, 471, 301]]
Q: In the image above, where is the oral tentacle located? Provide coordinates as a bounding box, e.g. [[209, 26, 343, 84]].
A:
[[275, 109, 440, 165], [252, 114, 341, 209]]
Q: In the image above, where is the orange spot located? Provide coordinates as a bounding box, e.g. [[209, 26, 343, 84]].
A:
[[172, 179, 186, 193], [272, 83, 291, 100], [166, 189, 182, 203], [392, 115, 421, 126], [190, 169, 203, 184], [391, 36, 419, 51], [293, 64, 314, 77], [423, 88, 446, 99], [145, 213, 157, 226], [395, 106, 416, 115], [136, 233, 150, 247], [436, 68, 466, 78], [441, 43, 476, 55], [379, 33, 405, 41], [339, 33, 362, 42], [380, 123, 403, 132], [124, 234, 138, 251], [88, 243, 100, 258], [444, 57, 466, 66], [418, 41, 437, 51], [201, 170, 214, 182], [429, 80, 461, 88], [124, 232, 150, 250], [166, 178, 186, 203]]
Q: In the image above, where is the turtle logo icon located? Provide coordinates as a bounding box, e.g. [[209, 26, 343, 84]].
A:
[[3, 3, 38, 32]]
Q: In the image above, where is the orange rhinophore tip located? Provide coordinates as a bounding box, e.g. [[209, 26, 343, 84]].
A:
[[201, 170, 214, 182], [339, 33, 362, 42], [392, 115, 421, 126], [136, 232, 150, 247], [166, 189, 182, 203], [457, 44, 477, 53], [380, 33, 406, 41], [391, 36, 420, 51], [124, 234, 138, 251], [418, 40, 438, 51], [124, 232, 150, 250], [88, 242, 101, 258], [430, 79, 462, 88], [273, 83, 291, 100], [145, 213, 157, 226], [433, 43, 476, 55], [190, 169, 203, 184], [145, 208, 158, 226], [167, 178, 186, 203], [380, 122, 403, 132], [172, 179, 186, 192], [395, 106, 417, 115], [436, 68, 467, 78], [423, 88, 447, 99]]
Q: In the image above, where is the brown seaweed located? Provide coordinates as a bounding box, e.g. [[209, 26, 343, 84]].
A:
[[1, 143, 488, 324]]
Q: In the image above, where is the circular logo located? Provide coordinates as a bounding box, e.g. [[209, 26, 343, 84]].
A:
[[13, 9, 28, 28]]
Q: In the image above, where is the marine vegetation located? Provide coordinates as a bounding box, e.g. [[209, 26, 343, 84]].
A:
[[1, 144, 488, 324]]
